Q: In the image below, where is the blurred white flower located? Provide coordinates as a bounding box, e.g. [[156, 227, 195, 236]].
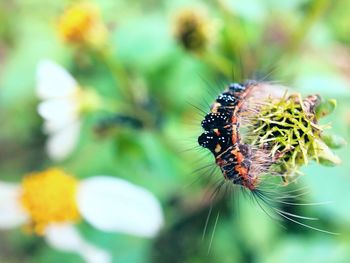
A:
[[37, 60, 101, 161], [0, 168, 164, 263]]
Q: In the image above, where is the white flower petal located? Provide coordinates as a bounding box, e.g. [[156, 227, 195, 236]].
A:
[[77, 177, 164, 238], [37, 59, 78, 99], [38, 98, 78, 126], [46, 121, 81, 161], [45, 224, 111, 263], [43, 118, 76, 134], [0, 182, 28, 229]]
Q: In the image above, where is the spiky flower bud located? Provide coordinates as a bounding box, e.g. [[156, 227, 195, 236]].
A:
[[246, 92, 342, 182], [173, 9, 212, 52]]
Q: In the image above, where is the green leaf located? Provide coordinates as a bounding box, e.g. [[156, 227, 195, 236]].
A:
[[321, 133, 347, 149], [315, 99, 337, 119], [315, 139, 342, 166]]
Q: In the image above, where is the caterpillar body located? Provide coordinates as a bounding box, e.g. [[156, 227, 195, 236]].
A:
[[198, 81, 271, 191]]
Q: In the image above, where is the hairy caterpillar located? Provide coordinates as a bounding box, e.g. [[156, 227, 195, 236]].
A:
[[197, 80, 339, 234], [198, 81, 280, 190]]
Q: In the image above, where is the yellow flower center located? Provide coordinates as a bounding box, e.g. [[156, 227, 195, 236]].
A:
[[58, 3, 106, 46], [76, 88, 102, 114], [20, 168, 80, 234]]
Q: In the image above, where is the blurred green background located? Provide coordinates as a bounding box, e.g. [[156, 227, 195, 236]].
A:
[[1, 0, 350, 262]]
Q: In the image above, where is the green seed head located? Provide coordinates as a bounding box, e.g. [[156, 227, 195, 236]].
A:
[[246, 93, 342, 182]]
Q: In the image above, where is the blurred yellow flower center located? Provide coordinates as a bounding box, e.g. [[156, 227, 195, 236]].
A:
[[20, 168, 80, 234], [77, 88, 102, 114], [58, 3, 106, 45]]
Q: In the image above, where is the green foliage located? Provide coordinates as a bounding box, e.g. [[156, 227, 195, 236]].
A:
[[1, 0, 350, 263]]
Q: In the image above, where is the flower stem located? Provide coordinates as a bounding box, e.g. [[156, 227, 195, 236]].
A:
[[95, 47, 135, 105], [200, 52, 233, 77], [287, 0, 330, 53], [94, 48, 159, 129]]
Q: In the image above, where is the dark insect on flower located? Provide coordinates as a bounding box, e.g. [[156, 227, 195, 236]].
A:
[[198, 80, 342, 189], [197, 80, 344, 233]]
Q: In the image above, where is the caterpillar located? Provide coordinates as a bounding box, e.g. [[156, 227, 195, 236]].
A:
[[197, 80, 342, 234], [198, 81, 278, 191]]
